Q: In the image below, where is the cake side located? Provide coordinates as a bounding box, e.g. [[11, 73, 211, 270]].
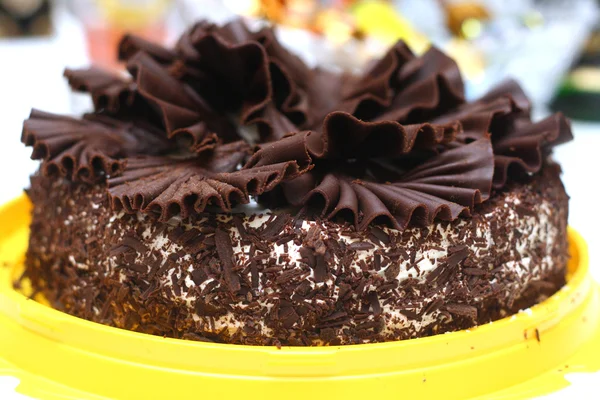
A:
[[23, 164, 569, 345]]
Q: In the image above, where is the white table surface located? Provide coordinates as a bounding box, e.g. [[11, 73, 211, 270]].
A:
[[1, 11, 599, 400]]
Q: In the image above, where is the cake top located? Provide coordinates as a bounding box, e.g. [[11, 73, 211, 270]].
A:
[[21, 18, 572, 231]]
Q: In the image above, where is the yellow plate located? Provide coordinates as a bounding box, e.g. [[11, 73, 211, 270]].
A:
[[1, 195, 600, 400]]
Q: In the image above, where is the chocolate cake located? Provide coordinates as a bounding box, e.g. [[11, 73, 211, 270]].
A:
[[19, 19, 573, 345]]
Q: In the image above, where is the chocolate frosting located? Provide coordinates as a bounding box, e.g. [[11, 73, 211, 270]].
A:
[[22, 18, 573, 231]]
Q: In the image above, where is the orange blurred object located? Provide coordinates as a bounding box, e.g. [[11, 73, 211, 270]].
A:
[[86, 22, 166, 69], [69, 0, 171, 69], [438, 0, 490, 38]]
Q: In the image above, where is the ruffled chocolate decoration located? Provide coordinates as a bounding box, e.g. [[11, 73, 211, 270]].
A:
[[64, 67, 137, 114], [493, 112, 572, 187], [477, 79, 531, 115], [172, 19, 324, 141], [174, 20, 273, 124], [108, 137, 312, 221], [306, 112, 460, 159], [281, 138, 494, 230], [126, 52, 240, 144], [118, 34, 177, 64], [22, 110, 171, 183], [433, 79, 530, 141], [338, 41, 414, 118], [117, 19, 466, 147], [373, 47, 465, 124], [432, 80, 572, 187], [64, 65, 219, 154], [23, 18, 574, 232], [244, 112, 460, 169]]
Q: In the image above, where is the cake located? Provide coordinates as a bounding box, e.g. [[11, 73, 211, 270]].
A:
[[19, 19, 573, 346]]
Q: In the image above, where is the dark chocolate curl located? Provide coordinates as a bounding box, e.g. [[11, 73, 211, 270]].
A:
[[108, 140, 310, 221], [477, 79, 531, 115], [433, 79, 530, 141], [174, 19, 320, 138], [245, 132, 313, 172], [64, 67, 137, 114], [22, 110, 172, 183], [248, 102, 299, 142], [284, 138, 493, 231], [247, 23, 323, 128], [170, 122, 219, 154]]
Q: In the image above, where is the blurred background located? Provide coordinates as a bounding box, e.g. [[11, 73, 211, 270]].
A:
[[0, 0, 598, 251]]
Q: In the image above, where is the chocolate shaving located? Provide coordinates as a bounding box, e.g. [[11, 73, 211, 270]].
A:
[[314, 254, 328, 283], [445, 303, 478, 320], [261, 214, 291, 239], [215, 228, 241, 292]]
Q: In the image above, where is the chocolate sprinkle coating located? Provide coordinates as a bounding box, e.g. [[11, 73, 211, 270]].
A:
[[22, 164, 568, 345]]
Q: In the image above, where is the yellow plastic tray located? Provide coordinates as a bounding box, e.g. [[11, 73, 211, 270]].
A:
[[1, 195, 600, 400]]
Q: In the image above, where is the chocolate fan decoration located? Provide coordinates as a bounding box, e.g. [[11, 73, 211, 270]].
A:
[[432, 80, 572, 187], [22, 18, 574, 232], [118, 33, 177, 64], [65, 66, 220, 154], [108, 136, 312, 221], [173, 19, 319, 141], [21, 110, 172, 183], [174, 20, 273, 119], [168, 19, 466, 142], [306, 111, 461, 159], [76, 19, 469, 149], [493, 112, 572, 187], [338, 41, 414, 117], [280, 138, 494, 231], [432, 79, 530, 141], [126, 51, 240, 145], [64, 67, 137, 114], [371, 47, 465, 124]]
